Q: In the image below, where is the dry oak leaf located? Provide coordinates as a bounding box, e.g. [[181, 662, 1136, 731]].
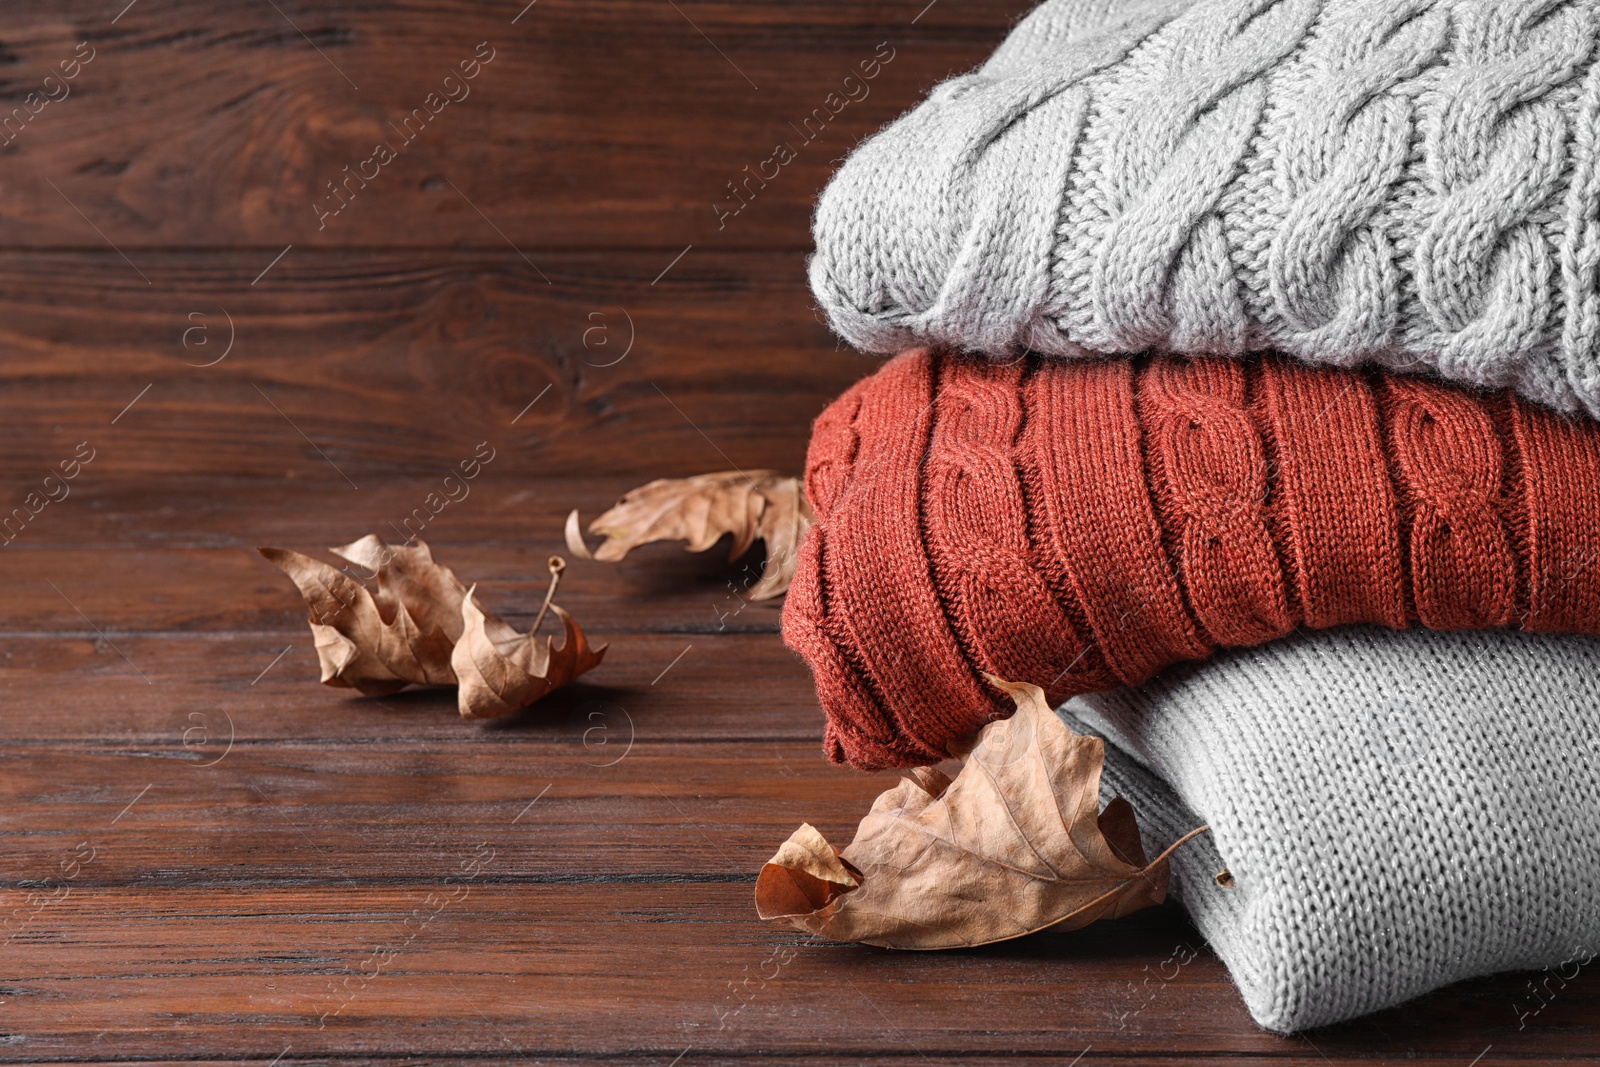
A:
[[755, 677, 1208, 949], [451, 558, 607, 721], [258, 536, 467, 697], [565, 470, 813, 600]]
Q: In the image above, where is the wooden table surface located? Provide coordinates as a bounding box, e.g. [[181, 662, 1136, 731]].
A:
[[2, 2, 1596, 1063]]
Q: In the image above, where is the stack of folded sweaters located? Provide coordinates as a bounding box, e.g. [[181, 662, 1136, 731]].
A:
[[781, 0, 1600, 1032]]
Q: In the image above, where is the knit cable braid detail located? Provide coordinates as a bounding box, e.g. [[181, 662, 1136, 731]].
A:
[[923, 360, 1104, 700], [1137, 358, 1294, 644], [1413, 0, 1595, 383], [1382, 376, 1519, 627], [1262, 0, 1447, 358], [782, 347, 1600, 771], [808, 0, 1600, 419], [1089, 0, 1321, 353]]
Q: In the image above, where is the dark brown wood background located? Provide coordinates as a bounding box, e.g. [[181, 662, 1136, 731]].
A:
[[1, 2, 1595, 1063]]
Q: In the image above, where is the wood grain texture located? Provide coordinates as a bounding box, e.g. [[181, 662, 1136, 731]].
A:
[[1, 0, 1593, 1062], [9, 881, 1598, 1061], [1, 2, 1005, 249], [0, 479, 798, 632], [0, 251, 870, 480], [0, 632, 813, 740]]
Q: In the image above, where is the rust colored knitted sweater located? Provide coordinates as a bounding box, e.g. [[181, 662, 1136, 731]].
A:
[[782, 348, 1600, 771]]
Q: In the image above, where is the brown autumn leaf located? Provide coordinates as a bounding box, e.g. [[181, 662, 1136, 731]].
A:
[[565, 470, 813, 600], [755, 677, 1209, 949], [257, 536, 467, 696], [451, 557, 608, 720], [260, 539, 603, 718]]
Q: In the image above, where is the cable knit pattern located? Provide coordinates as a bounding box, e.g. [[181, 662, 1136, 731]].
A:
[[1136, 358, 1294, 644], [1263, 0, 1447, 359], [923, 360, 1102, 703], [809, 0, 1600, 418], [1382, 376, 1519, 628], [1088, 0, 1321, 353], [792, 355, 1001, 767], [1561, 53, 1600, 402], [783, 347, 1600, 770], [1068, 625, 1600, 1032], [1413, 0, 1594, 385]]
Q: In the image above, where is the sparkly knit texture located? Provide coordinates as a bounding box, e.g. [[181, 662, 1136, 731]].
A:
[[1065, 625, 1600, 1032], [809, 0, 1600, 418], [782, 347, 1600, 770]]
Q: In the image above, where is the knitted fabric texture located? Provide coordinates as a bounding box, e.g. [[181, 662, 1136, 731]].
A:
[[809, 0, 1600, 418], [782, 347, 1600, 770], [1066, 625, 1600, 1032]]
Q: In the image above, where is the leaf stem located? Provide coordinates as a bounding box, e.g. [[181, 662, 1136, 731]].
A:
[[1151, 823, 1211, 868], [532, 556, 566, 633]]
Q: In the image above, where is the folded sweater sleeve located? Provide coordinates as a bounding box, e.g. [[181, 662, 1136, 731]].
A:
[[1065, 624, 1600, 1032]]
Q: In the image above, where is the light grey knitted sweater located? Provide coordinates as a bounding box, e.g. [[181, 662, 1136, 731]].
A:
[[1062, 625, 1600, 1032], [811, 0, 1600, 417]]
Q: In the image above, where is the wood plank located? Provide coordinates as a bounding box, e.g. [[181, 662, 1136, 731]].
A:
[[3, 882, 1594, 1060], [0, 476, 803, 636], [1, 1, 1018, 249], [0, 1062, 1484, 1067], [0, 543, 789, 635], [0, 250, 865, 481], [15, 1062, 1576, 1067], [0, 632, 819, 743], [0, 886, 1223, 1058], [0, 476, 693, 549], [8, 1062, 1526, 1067], [0, 743, 887, 882], [1, 477, 630, 550]]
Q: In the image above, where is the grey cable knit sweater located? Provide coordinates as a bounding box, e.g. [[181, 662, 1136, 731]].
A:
[[1063, 625, 1600, 1032], [810, 0, 1600, 417]]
